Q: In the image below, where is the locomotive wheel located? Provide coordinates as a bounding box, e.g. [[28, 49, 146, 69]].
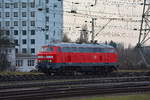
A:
[[93, 67, 114, 76], [44, 66, 116, 76]]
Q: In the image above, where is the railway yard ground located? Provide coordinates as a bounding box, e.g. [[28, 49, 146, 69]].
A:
[[0, 69, 150, 100], [1, 69, 150, 75]]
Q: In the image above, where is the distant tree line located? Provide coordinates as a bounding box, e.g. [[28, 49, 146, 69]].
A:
[[108, 41, 150, 70]]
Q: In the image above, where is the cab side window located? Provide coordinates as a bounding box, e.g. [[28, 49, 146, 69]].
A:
[[47, 47, 53, 51], [57, 47, 61, 52]]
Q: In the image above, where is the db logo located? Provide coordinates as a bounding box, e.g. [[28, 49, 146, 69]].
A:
[[93, 56, 97, 59]]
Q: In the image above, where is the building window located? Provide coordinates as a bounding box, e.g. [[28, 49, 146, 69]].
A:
[[30, 2, 35, 8], [46, 8, 49, 13], [8, 49, 11, 54], [31, 21, 35, 26], [22, 48, 27, 53], [45, 34, 49, 40], [0, 12, 1, 18], [22, 2, 26, 8], [4, 49, 8, 54], [46, 16, 49, 22], [5, 21, 10, 26], [45, 26, 49, 31], [5, 3, 10, 8], [0, 22, 1, 27], [15, 48, 18, 54], [14, 3, 18, 8], [53, 30, 55, 36], [46, 0, 49, 3], [54, 13, 56, 18], [22, 30, 27, 35], [14, 30, 18, 35], [2, 49, 7, 54], [0, 3, 2, 8], [5, 12, 10, 17], [28, 60, 34, 66], [53, 4, 57, 8], [31, 48, 35, 53], [31, 30, 35, 35], [16, 60, 23, 66], [6, 30, 10, 35], [54, 22, 55, 26], [31, 39, 35, 44], [14, 21, 18, 26], [22, 39, 26, 44], [22, 12, 26, 17], [31, 11, 35, 17], [22, 21, 26, 26], [14, 39, 18, 45], [14, 12, 18, 17]]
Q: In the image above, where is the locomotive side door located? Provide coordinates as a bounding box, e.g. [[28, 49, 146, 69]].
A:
[[57, 47, 64, 63]]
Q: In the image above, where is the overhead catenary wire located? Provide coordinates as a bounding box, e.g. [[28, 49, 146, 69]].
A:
[[64, 0, 142, 6], [62, 0, 143, 38], [94, 19, 112, 37]]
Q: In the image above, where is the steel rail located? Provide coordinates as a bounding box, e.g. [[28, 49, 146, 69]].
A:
[[0, 71, 150, 82], [0, 76, 150, 90], [0, 82, 150, 100]]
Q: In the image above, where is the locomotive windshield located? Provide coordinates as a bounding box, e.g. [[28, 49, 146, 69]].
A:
[[42, 47, 54, 52]]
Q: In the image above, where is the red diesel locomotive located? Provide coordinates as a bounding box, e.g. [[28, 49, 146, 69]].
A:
[[36, 43, 118, 75]]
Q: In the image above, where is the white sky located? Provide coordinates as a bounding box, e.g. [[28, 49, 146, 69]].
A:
[[63, 0, 145, 47]]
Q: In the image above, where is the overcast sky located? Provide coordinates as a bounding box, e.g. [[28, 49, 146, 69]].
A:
[[63, 0, 144, 47]]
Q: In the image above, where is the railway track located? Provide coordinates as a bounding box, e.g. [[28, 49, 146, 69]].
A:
[[0, 76, 150, 100], [0, 71, 150, 82], [0, 76, 150, 90], [0, 82, 150, 100]]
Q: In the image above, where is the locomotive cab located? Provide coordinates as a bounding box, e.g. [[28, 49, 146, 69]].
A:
[[36, 46, 57, 73]]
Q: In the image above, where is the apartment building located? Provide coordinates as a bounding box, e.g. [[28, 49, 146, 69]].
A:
[[0, 0, 63, 71]]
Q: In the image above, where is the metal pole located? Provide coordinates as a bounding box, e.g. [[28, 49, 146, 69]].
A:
[[91, 18, 95, 43], [137, 0, 150, 67], [138, 0, 146, 47]]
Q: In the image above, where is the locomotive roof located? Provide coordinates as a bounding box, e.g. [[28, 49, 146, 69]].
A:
[[47, 43, 114, 48]]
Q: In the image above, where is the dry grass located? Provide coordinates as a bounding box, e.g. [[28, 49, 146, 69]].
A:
[[55, 93, 150, 100]]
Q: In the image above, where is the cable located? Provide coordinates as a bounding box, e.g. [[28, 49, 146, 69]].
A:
[[95, 19, 112, 37], [64, 0, 142, 6]]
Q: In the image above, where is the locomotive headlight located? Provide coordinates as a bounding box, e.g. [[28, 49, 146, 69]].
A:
[[38, 56, 44, 58], [47, 56, 53, 58]]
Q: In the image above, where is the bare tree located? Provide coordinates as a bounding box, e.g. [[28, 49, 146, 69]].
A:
[[0, 29, 13, 71], [76, 25, 89, 43], [62, 34, 71, 43], [116, 43, 149, 70]]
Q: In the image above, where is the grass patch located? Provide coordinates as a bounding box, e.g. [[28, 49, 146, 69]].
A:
[[63, 93, 150, 100]]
